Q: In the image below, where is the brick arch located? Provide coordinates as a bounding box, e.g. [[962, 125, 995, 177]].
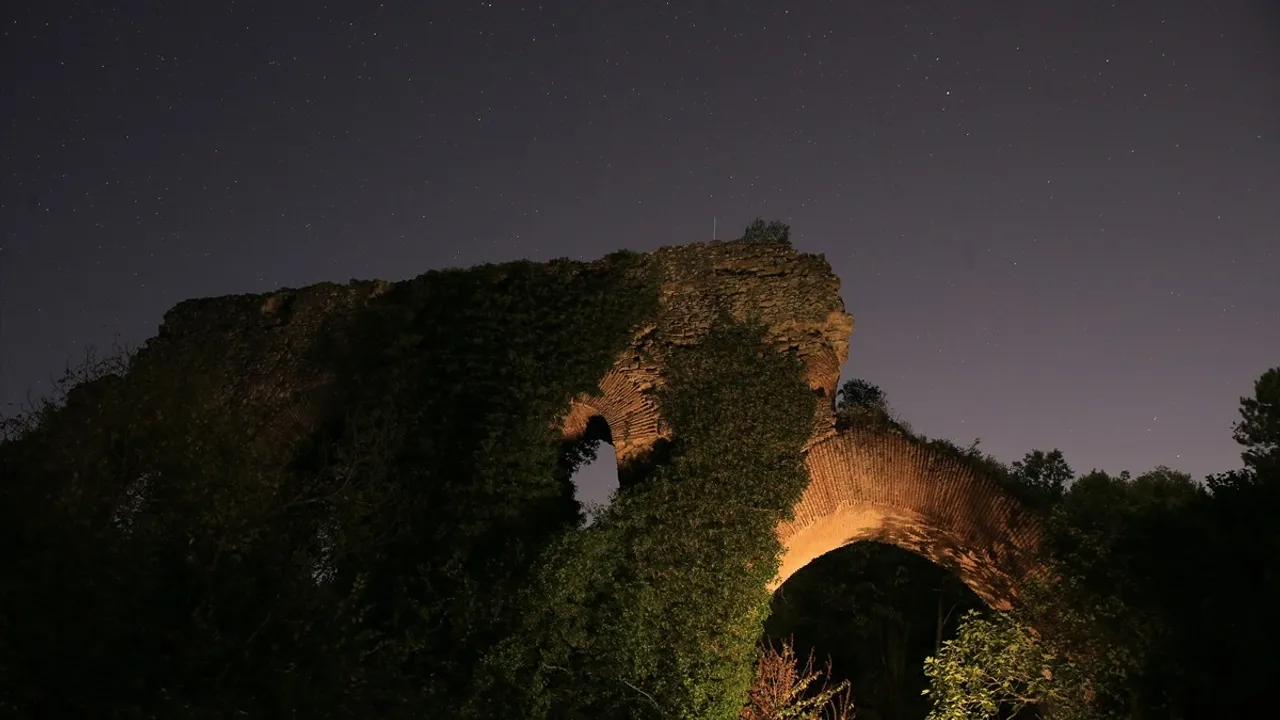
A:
[[559, 367, 664, 465], [774, 429, 1044, 610]]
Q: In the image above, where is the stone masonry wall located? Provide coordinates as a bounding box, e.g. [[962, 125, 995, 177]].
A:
[[137, 241, 852, 465], [111, 239, 1038, 608], [559, 240, 854, 462]]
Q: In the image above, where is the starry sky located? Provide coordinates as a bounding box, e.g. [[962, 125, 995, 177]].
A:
[[4, 1, 1278, 509]]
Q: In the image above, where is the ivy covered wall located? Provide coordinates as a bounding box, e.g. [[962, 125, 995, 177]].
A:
[[0, 238, 849, 718]]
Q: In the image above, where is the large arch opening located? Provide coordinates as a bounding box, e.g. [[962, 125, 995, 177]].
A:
[[765, 540, 984, 720], [756, 428, 1045, 718]]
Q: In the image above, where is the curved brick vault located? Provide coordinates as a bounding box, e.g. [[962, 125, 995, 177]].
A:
[[135, 239, 1040, 611], [777, 430, 1042, 609]]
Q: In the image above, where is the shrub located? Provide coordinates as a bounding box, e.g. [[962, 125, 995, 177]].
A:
[[741, 218, 792, 246], [742, 637, 853, 720]]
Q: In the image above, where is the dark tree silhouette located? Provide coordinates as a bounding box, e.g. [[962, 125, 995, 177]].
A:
[[741, 217, 792, 245], [836, 378, 888, 412]]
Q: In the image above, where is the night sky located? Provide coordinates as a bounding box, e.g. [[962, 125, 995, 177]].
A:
[[4, 1, 1278, 510]]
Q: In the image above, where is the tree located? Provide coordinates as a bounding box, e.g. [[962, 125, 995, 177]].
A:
[[923, 465, 1198, 719], [835, 378, 888, 413], [1009, 449, 1073, 507], [833, 378, 916, 437], [1233, 366, 1280, 474], [1191, 367, 1280, 715], [741, 218, 792, 246], [741, 638, 854, 720], [923, 609, 1092, 720]]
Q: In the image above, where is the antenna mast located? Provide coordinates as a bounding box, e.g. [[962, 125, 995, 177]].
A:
[[713, 216, 717, 240]]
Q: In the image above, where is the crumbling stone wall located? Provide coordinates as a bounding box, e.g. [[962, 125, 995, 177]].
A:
[[140, 242, 851, 466], [121, 239, 1039, 608], [134, 279, 396, 463], [559, 241, 853, 462]]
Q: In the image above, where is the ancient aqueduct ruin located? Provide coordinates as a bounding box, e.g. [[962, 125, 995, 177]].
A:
[[130, 240, 1042, 608]]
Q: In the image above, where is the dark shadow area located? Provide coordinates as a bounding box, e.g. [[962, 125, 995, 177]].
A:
[[765, 541, 985, 720], [617, 436, 674, 492]]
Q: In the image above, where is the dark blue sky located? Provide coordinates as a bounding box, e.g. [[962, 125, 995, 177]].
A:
[[4, 0, 1277, 507]]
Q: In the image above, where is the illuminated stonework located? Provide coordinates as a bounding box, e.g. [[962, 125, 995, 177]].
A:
[[777, 430, 1041, 609]]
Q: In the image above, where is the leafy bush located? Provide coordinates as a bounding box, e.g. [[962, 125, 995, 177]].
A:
[[923, 466, 1213, 719], [741, 637, 853, 720], [741, 218, 792, 246], [924, 608, 1092, 720]]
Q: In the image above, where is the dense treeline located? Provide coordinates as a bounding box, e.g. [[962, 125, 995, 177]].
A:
[[769, 369, 1280, 719]]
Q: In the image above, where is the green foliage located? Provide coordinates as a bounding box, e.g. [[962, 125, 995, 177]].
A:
[[1009, 449, 1072, 507], [833, 378, 913, 436], [923, 463, 1225, 719], [1013, 448, 1075, 499], [923, 559, 1127, 716], [1183, 369, 1280, 715], [0, 251, 661, 717], [1, 347, 335, 717], [488, 319, 817, 719], [741, 218, 793, 246], [836, 378, 888, 413], [0, 340, 134, 443], [312, 252, 661, 707], [924, 609, 1090, 720]]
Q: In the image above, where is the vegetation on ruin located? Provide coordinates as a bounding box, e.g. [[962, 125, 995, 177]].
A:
[[0, 250, 665, 717], [484, 318, 816, 719], [0, 224, 820, 719], [739, 217, 793, 246], [741, 638, 854, 720], [1, 220, 1278, 719], [918, 368, 1280, 719], [779, 370, 1280, 719]]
